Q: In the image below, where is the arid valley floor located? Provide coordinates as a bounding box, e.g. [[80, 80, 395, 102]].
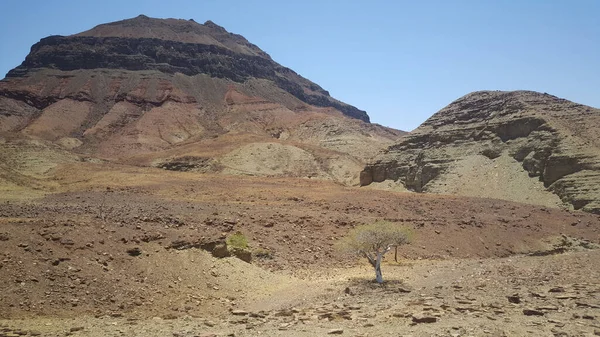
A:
[[1, 163, 599, 336]]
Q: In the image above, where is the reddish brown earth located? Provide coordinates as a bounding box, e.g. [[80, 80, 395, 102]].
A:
[[0, 164, 599, 336]]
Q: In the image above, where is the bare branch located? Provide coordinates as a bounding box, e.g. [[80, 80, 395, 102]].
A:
[[362, 251, 376, 268]]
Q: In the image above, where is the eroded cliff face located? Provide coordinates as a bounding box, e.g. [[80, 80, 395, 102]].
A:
[[361, 91, 600, 213]]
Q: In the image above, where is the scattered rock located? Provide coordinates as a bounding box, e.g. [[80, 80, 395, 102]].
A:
[[523, 309, 545, 316], [576, 302, 600, 309], [212, 244, 230, 258], [507, 294, 521, 304], [555, 294, 578, 299], [231, 310, 248, 316], [274, 309, 294, 317], [229, 248, 252, 263], [412, 313, 438, 323], [536, 305, 559, 311], [327, 329, 344, 335], [530, 292, 547, 298], [126, 247, 142, 257]]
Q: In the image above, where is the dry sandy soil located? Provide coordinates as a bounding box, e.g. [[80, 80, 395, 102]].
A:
[[0, 161, 599, 336]]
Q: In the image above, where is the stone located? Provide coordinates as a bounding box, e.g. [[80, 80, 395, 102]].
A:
[[536, 305, 559, 311], [327, 329, 344, 335], [555, 294, 579, 299], [229, 248, 252, 263], [412, 313, 438, 323], [274, 309, 294, 317], [212, 244, 230, 258], [126, 247, 142, 256], [530, 292, 547, 298], [507, 294, 521, 304], [523, 309, 545, 316], [576, 302, 600, 309], [231, 310, 248, 316]]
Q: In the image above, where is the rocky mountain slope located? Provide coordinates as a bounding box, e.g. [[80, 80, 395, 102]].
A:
[[361, 91, 600, 214], [0, 15, 404, 185], [4, 15, 368, 121]]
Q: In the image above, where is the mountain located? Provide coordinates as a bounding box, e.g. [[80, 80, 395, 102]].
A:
[[4, 15, 368, 122], [0, 15, 404, 186], [361, 90, 600, 214]]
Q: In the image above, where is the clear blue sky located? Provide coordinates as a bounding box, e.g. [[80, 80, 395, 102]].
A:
[[1, 0, 599, 131]]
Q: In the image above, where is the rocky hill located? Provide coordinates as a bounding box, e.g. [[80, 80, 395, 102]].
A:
[[361, 91, 600, 214], [0, 15, 404, 185], [4, 15, 368, 122]]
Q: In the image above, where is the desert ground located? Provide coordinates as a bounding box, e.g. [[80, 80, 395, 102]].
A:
[[1, 162, 599, 336]]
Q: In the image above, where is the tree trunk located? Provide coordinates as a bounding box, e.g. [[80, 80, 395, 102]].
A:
[[374, 252, 384, 283]]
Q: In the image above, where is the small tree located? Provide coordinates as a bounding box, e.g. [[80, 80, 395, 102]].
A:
[[338, 221, 411, 283]]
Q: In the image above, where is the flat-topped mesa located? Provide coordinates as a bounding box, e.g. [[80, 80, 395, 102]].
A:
[[361, 90, 600, 214], [4, 15, 369, 122]]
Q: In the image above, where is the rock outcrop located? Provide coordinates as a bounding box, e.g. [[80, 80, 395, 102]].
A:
[[361, 91, 600, 213]]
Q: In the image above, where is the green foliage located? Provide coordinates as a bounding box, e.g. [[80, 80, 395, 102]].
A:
[[226, 231, 253, 263], [337, 221, 412, 255], [226, 231, 249, 250]]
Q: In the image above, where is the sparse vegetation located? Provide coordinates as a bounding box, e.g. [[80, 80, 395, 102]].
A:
[[337, 221, 412, 283], [226, 231, 249, 250], [226, 231, 252, 262]]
